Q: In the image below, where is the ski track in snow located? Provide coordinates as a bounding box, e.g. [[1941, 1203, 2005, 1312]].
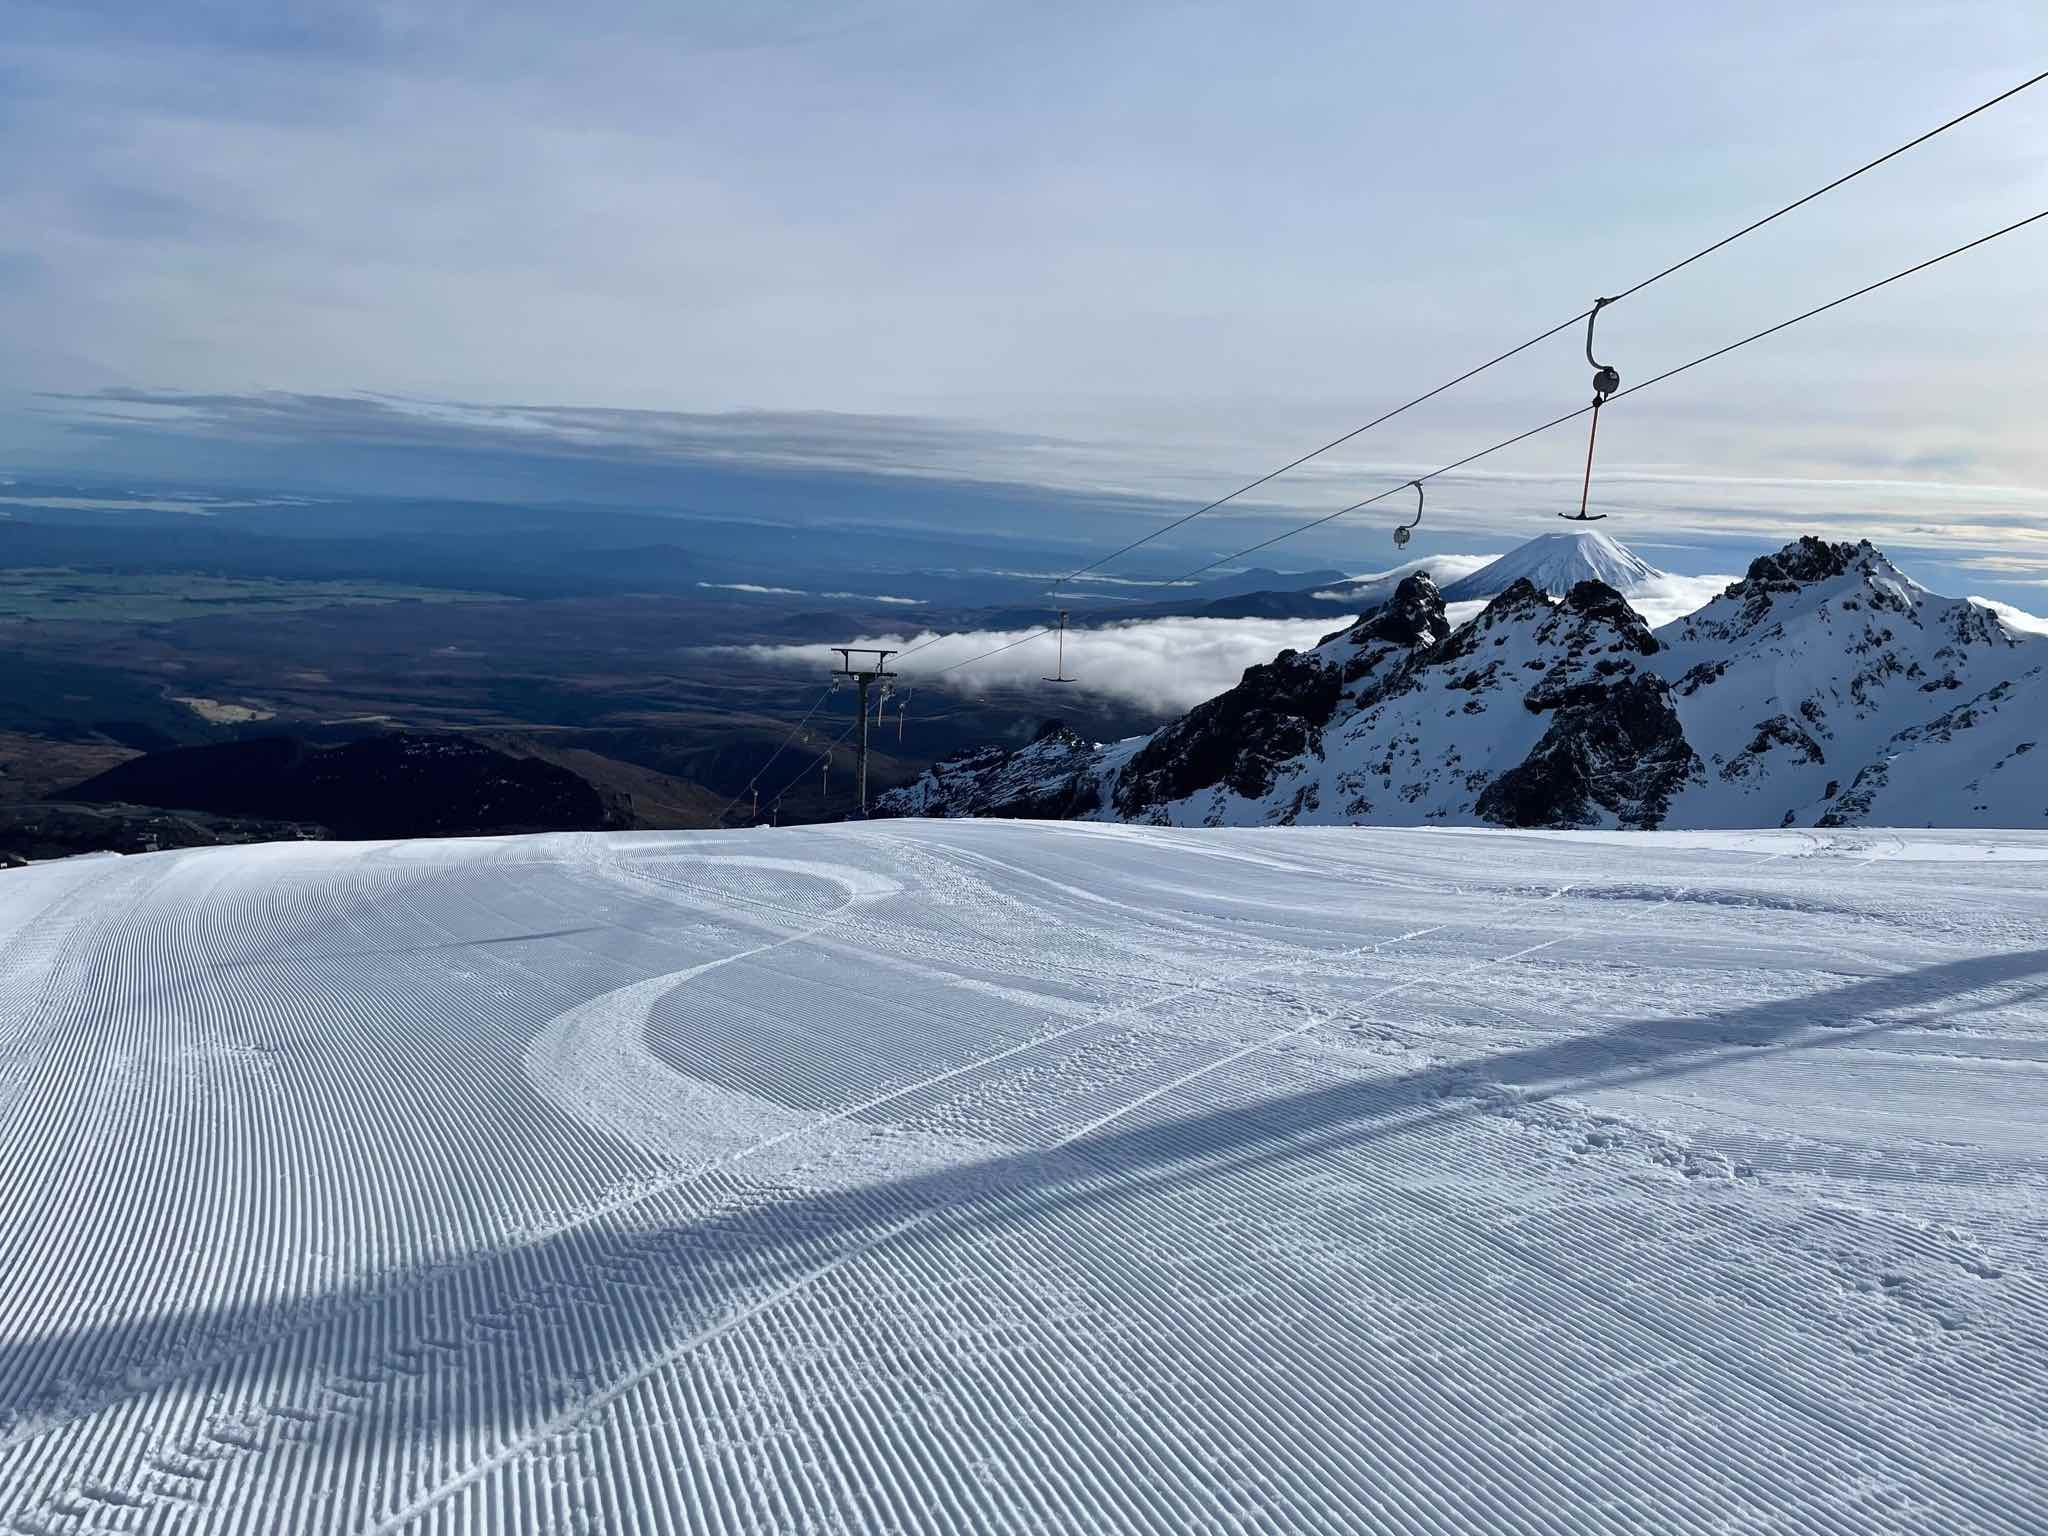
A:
[[2, 824, 2046, 1533]]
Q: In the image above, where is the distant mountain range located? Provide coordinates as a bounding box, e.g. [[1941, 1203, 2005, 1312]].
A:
[[879, 536, 2045, 830]]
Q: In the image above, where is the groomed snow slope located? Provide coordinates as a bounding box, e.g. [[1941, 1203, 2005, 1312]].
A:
[[3, 824, 2046, 1533]]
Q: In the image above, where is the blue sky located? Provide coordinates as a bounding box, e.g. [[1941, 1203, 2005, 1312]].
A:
[[2, 1, 2045, 601]]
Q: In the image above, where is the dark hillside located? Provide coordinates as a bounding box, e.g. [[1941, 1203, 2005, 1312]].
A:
[[66, 733, 632, 839]]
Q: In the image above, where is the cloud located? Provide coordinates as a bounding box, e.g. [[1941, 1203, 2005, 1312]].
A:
[[736, 619, 1353, 714], [821, 592, 924, 605], [0, 491, 297, 515], [47, 390, 1065, 487], [3, 2, 2045, 588], [698, 581, 807, 595], [1954, 553, 2048, 583], [1628, 573, 1740, 630], [35, 396, 2027, 603], [22, 390, 2048, 621]]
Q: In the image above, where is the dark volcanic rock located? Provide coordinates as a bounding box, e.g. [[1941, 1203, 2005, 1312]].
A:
[[1114, 576, 1457, 822], [1477, 673, 1702, 829], [1720, 537, 1881, 631], [1559, 579, 1659, 656], [1744, 536, 1867, 590], [1347, 573, 1453, 650], [1342, 574, 1452, 694], [1112, 648, 1346, 817]]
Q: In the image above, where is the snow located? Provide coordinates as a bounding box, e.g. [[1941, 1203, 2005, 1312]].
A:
[[1054, 580, 1688, 831], [1438, 529, 1665, 602], [1657, 542, 2045, 828], [3, 822, 2046, 1532], [1972, 595, 2048, 637], [916, 539, 2047, 833]]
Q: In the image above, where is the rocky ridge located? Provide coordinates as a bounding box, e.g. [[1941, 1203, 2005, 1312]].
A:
[[878, 538, 2045, 830]]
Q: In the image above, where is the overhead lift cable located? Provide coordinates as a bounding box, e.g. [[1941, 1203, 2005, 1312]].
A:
[[889, 629, 962, 664], [930, 626, 1059, 676], [874, 204, 2043, 694], [1045, 68, 2048, 588], [1150, 207, 2047, 586], [765, 714, 864, 822], [713, 682, 836, 826]]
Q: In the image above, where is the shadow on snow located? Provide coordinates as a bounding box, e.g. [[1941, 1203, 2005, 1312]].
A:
[[5, 943, 2046, 1512]]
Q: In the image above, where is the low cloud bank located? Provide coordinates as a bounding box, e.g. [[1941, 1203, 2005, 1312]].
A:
[[739, 618, 1349, 714], [735, 576, 1741, 715], [1628, 573, 1741, 629]]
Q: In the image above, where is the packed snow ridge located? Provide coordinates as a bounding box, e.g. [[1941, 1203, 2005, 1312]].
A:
[[883, 536, 2046, 830], [2, 821, 2046, 1532]]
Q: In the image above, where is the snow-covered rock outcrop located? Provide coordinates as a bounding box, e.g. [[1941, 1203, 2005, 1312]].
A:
[[1658, 537, 2043, 827], [880, 719, 1116, 821], [878, 537, 2046, 830], [1109, 573, 1453, 822], [883, 570, 1704, 828]]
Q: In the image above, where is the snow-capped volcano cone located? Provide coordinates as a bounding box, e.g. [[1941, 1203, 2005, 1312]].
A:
[[1439, 529, 1664, 602]]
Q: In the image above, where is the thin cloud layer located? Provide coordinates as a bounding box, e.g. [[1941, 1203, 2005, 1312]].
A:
[[31, 387, 2048, 612], [49, 390, 1058, 487], [7, 7, 2045, 612], [699, 581, 926, 602]]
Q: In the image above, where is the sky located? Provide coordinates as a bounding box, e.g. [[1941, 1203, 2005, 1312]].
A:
[[3, 1, 2046, 603]]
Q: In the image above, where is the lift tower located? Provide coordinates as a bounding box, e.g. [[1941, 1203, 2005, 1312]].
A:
[[830, 647, 898, 816]]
